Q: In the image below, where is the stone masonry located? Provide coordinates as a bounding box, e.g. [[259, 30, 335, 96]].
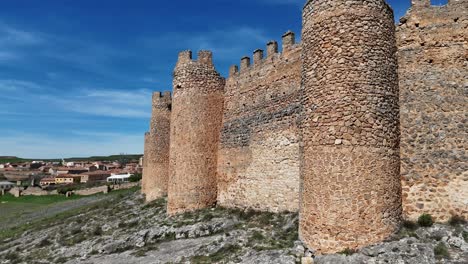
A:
[[167, 51, 225, 215], [142, 92, 172, 202], [299, 0, 402, 254], [142, 0, 467, 254], [398, 0, 468, 221], [217, 32, 302, 213]]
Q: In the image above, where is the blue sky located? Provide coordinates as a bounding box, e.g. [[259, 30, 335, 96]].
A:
[[0, 0, 446, 158]]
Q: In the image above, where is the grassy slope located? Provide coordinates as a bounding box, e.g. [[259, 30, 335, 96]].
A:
[[0, 187, 139, 241]]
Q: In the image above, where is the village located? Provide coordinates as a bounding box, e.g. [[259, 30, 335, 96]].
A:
[[0, 156, 143, 197]]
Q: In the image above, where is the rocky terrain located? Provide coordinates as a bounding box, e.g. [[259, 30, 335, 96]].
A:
[[0, 189, 466, 264]]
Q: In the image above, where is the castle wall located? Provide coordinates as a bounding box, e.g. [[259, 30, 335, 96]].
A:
[[142, 92, 172, 202], [217, 33, 302, 212], [300, 0, 401, 254], [397, 0, 468, 221], [167, 51, 225, 215]]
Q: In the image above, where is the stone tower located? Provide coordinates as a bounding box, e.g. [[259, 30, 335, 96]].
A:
[[167, 50, 225, 215], [300, 0, 402, 254], [142, 91, 172, 202]]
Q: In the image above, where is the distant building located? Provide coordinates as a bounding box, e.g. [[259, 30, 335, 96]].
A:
[[80, 171, 111, 183], [51, 167, 88, 176], [55, 174, 81, 185], [0, 181, 15, 191], [40, 177, 56, 187], [107, 173, 132, 184]]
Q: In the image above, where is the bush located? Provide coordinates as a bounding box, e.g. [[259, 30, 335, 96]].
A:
[[448, 215, 466, 226], [418, 214, 434, 227], [463, 231, 468, 243], [434, 242, 450, 259], [92, 226, 103, 236], [129, 173, 142, 182], [339, 248, 358, 256], [402, 220, 418, 230]]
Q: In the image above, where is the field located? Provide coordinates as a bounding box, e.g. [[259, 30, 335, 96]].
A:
[[0, 188, 138, 241]]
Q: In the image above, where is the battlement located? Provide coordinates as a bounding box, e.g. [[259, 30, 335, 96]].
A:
[[176, 50, 214, 68], [152, 91, 172, 108], [228, 30, 300, 78]]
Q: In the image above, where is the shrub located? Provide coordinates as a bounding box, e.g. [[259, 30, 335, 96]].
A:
[[251, 230, 265, 241], [129, 173, 142, 182], [339, 248, 358, 256], [38, 238, 52, 247], [418, 214, 434, 227], [434, 242, 450, 259], [448, 215, 466, 226], [402, 220, 418, 230], [463, 231, 468, 243], [92, 226, 103, 236]]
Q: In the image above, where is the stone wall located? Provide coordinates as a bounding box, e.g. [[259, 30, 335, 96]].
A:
[[397, 0, 468, 221], [167, 51, 225, 215], [142, 92, 172, 202], [74, 185, 109, 196], [217, 32, 302, 212], [300, 0, 402, 254]]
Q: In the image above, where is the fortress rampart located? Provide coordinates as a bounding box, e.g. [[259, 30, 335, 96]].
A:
[[142, 0, 467, 253], [142, 92, 172, 202], [300, 0, 401, 253], [398, 0, 468, 221], [217, 32, 302, 212], [167, 51, 225, 215]]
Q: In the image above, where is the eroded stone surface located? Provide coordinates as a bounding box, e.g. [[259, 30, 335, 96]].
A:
[[142, 92, 171, 202], [300, 0, 402, 254], [398, 0, 468, 222]]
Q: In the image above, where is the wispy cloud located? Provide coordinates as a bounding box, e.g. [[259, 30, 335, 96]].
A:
[[144, 26, 270, 62], [0, 23, 43, 47], [41, 87, 153, 118], [0, 131, 143, 159]]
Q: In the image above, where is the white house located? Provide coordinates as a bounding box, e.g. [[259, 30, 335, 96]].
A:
[[107, 173, 132, 184]]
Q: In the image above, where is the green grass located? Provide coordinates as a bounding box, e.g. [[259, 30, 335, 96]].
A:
[[0, 187, 140, 242], [0, 193, 82, 204], [434, 242, 450, 259]]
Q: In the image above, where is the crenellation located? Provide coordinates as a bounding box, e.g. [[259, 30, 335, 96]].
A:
[[266, 40, 278, 57], [229, 65, 239, 77], [177, 50, 193, 65], [282, 30, 295, 51], [240, 56, 251, 71], [411, 0, 430, 7], [253, 49, 264, 66], [197, 50, 214, 67]]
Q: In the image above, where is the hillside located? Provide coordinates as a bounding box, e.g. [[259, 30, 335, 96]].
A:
[[0, 154, 142, 164], [0, 188, 467, 263]]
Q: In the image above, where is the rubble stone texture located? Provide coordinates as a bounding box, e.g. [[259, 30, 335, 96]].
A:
[[300, 0, 402, 254], [217, 33, 302, 212], [167, 51, 225, 215], [398, 0, 468, 221], [142, 92, 172, 202]]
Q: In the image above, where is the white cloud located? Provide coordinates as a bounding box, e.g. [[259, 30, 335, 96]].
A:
[[0, 131, 143, 159], [0, 23, 43, 47], [144, 26, 270, 62], [41, 88, 153, 118]]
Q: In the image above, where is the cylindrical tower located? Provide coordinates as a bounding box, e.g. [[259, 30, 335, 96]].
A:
[[142, 91, 172, 202], [300, 0, 401, 254], [167, 50, 225, 215]]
